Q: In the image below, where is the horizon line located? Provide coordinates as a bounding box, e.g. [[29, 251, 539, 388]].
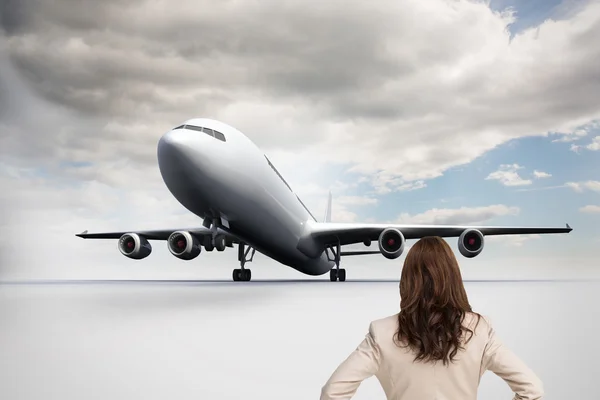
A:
[[0, 278, 597, 285]]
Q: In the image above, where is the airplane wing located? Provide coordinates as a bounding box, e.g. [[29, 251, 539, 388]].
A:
[[76, 227, 240, 243], [307, 221, 573, 248]]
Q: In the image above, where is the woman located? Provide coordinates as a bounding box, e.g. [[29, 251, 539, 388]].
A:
[[320, 236, 543, 400]]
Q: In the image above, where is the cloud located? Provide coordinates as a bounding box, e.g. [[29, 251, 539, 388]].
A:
[[486, 164, 532, 186], [330, 208, 359, 223], [558, 120, 600, 150], [324, 195, 379, 222], [516, 185, 567, 192], [335, 196, 378, 206], [580, 205, 600, 213], [586, 136, 600, 150], [567, 133, 600, 152], [552, 132, 586, 143], [397, 204, 520, 225], [362, 172, 427, 194], [566, 181, 600, 193], [486, 234, 541, 247], [550, 120, 598, 142], [1, 0, 600, 187], [533, 170, 552, 179]]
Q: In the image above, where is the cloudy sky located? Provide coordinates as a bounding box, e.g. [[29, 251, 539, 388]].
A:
[[0, 0, 598, 280]]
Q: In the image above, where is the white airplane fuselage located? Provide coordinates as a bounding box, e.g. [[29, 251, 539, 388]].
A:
[[157, 118, 334, 275]]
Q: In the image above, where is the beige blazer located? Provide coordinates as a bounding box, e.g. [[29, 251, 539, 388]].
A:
[[321, 313, 543, 400]]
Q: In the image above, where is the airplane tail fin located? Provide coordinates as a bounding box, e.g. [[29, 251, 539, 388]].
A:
[[323, 191, 332, 223]]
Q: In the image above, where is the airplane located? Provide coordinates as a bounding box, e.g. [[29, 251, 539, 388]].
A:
[[76, 118, 573, 282]]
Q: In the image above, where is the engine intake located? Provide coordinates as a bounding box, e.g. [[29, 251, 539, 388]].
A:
[[118, 233, 152, 260], [378, 228, 406, 259], [167, 231, 201, 260], [458, 229, 484, 258]]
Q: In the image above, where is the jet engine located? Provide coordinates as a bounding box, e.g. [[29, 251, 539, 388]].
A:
[[378, 228, 406, 259], [167, 231, 202, 260], [118, 233, 152, 260], [458, 229, 484, 258]]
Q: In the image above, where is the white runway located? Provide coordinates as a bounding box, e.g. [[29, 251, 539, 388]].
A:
[[0, 280, 598, 399]]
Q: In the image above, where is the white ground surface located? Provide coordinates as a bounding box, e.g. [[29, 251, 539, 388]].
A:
[[0, 280, 598, 399]]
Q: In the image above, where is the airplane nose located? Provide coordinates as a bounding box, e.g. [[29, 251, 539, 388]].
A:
[[158, 129, 195, 167], [158, 130, 188, 176], [159, 129, 184, 153], [158, 127, 215, 183]]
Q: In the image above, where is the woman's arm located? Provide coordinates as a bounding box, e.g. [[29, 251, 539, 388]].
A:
[[320, 324, 381, 400], [482, 321, 544, 400]]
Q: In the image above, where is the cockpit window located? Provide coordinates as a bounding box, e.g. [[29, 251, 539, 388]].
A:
[[181, 125, 226, 142], [173, 125, 184, 130], [213, 130, 226, 142], [185, 125, 203, 132]]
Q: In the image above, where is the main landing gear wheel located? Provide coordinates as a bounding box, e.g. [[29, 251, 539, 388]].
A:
[[330, 268, 346, 282], [327, 240, 346, 282], [233, 268, 251, 282], [233, 242, 255, 282], [214, 235, 226, 252]]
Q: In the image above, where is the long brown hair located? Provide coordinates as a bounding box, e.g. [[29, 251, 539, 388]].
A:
[[395, 236, 480, 365]]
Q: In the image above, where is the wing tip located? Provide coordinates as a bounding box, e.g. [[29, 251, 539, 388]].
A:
[[75, 230, 88, 238], [566, 223, 572, 231]]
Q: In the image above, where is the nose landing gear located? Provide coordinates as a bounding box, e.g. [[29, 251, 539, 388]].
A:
[[203, 216, 252, 281], [233, 242, 255, 282]]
